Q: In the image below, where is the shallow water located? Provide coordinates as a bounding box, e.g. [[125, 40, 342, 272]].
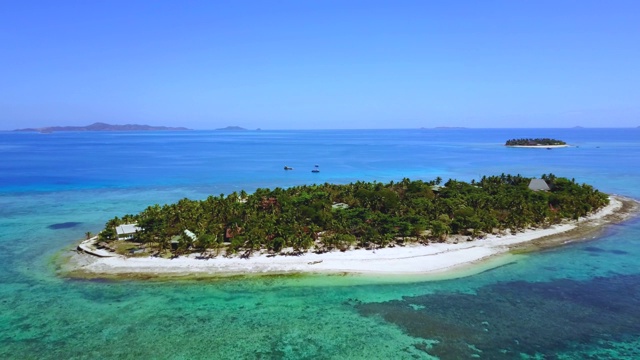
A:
[[1, 128, 639, 359]]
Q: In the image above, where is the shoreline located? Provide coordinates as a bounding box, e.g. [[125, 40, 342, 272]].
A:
[[505, 144, 570, 148], [60, 195, 639, 280]]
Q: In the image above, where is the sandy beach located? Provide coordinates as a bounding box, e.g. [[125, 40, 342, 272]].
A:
[[63, 195, 638, 279], [506, 144, 570, 148]]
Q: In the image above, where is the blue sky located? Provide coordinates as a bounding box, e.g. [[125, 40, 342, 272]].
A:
[[1, 1, 638, 130]]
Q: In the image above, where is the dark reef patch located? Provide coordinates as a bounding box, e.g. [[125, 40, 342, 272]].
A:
[[610, 249, 629, 255], [356, 274, 640, 359], [583, 246, 606, 252], [48, 222, 82, 230]]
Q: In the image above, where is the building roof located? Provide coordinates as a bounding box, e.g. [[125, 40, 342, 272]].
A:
[[184, 229, 197, 242], [115, 224, 141, 235], [331, 202, 350, 210], [528, 179, 550, 191]]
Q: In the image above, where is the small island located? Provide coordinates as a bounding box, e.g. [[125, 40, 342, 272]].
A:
[[216, 126, 247, 131], [14, 122, 190, 133], [62, 174, 639, 278], [505, 138, 568, 148]]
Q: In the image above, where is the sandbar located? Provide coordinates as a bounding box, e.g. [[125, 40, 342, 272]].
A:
[[61, 196, 638, 279]]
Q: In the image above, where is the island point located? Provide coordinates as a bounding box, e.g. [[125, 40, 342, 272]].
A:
[[64, 174, 638, 279]]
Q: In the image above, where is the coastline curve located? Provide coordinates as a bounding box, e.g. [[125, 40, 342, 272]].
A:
[[60, 196, 640, 281]]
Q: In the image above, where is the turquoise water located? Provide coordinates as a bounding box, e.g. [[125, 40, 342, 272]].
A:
[[1, 129, 639, 359]]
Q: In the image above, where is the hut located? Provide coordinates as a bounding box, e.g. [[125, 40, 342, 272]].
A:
[[183, 229, 197, 242], [528, 179, 550, 191], [115, 224, 141, 240]]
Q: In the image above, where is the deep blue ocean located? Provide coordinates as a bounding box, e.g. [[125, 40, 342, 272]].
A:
[[1, 128, 640, 359]]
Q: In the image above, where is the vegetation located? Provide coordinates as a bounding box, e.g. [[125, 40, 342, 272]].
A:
[[98, 174, 608, 257], [505, 138, 567, 146]]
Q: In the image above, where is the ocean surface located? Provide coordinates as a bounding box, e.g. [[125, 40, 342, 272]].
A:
[[1, 128, 640, 359]]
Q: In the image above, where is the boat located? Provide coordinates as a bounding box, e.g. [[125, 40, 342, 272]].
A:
[[284, 166, 293, 170], [311, 169, 320, 173]]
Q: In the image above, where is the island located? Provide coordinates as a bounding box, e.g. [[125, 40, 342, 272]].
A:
[[62, 174, 639, 278], [420, 127, 468, 130], [14, 122, 190, 133], [505, 138, 569, 148], [216, 126, 247, 131]]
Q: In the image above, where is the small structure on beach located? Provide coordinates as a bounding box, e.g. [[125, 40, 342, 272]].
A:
[[183, 229, 197, 242], [115, 224, 141, 240], [170, 230, 198, 250], [528, 179, 550, 191]]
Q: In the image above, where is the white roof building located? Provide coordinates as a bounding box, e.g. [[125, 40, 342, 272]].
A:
[[184, 229, 197, 242], [115, 224, 141, 239], [331, 202, 350, 210], [528, 179, 550, 191]]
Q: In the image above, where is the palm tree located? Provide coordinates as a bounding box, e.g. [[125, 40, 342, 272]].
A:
[[96, 174, 609, 257]]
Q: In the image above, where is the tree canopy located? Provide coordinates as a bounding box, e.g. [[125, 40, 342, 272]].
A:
[[505, 138, 566, 146], [99, 174, 608, 257]]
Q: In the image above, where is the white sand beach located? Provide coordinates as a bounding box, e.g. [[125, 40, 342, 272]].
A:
[[67, 196, 636, 278], [506, 144, 570, 148]]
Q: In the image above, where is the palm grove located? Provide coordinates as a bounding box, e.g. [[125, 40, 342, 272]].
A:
[[505, 138, 567, 146], [98, 174, 608, 257]]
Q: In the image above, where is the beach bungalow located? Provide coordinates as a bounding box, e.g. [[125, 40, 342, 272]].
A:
[[183, 229, 197, 242], [115, 224, 141, 240], [170, 230, 198, 250], [528, 179, 550, 191]]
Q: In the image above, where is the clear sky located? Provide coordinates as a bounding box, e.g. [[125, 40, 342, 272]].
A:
[[1, 1, 638, 130]]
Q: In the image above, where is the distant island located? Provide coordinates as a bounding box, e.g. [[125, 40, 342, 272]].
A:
[[216, 126, 247, 131], [14, 122, 190, 133], [420, 127, 468, 130], [505, 138, 568, 148]]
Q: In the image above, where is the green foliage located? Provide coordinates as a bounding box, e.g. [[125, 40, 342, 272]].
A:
[[195, 233, 217, 250], [505, 138, 566, 146], [98, 227, 116, 241], [101, 174, 609, 255]]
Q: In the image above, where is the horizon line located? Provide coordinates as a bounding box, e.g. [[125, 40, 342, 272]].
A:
[[2, 126, 640, 132]]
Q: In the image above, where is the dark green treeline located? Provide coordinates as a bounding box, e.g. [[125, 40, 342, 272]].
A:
[[505, 138, 567, 146], [99, 174, 608, 256]]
